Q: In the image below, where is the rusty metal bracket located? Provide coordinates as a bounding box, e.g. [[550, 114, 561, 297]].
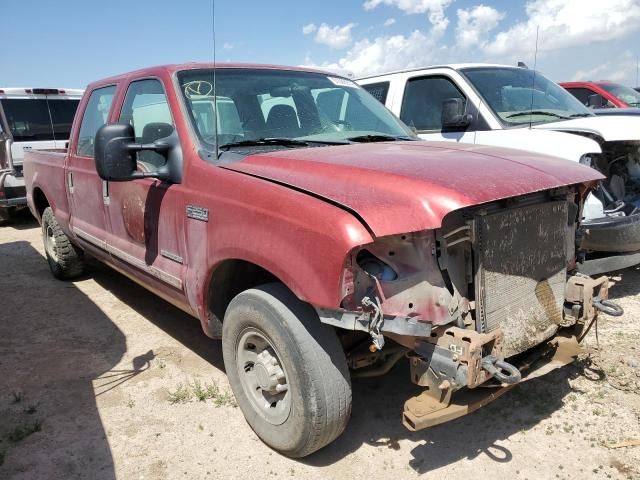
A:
[[403, 334, 584, 431], [564, 274, 610, 324]]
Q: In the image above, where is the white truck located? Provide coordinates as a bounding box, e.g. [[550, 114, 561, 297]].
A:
[[0, 87, 83, 222], [357, 64, 640, 274]]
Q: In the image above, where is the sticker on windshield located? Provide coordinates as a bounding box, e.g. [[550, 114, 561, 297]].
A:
[[327, 76, 357, 88]]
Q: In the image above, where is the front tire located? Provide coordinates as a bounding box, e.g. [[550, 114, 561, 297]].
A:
[[42, 207, 85, 279], [222, 283, 352, 458]]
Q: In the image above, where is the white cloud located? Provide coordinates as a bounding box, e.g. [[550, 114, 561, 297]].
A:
[[572, 51, 637, 84], [384, 17, 396, 27], [455, 5, 505, 49], [304, 0, 640, 82], [222, 42, 234, 50], [302, 23, 317, 34], [305, 2, 451, 76], [363, 0, 452, 15], [363, 0, 452, 32], [483, 0, 640, 58], [312, 23, 356, 49]]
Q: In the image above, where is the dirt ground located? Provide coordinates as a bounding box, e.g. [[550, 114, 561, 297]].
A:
[[1, 210, 639, 480]]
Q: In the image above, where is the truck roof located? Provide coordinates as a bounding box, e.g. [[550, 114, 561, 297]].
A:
[[0, 87, 84, 97], [88, 63, 346, 89], [560, 81, 619, 87], [356, 63, 521, 81]]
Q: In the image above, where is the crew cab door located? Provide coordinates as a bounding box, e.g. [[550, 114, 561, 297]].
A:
[[104, 78, 186, 303], [67, 85, 116, 252]]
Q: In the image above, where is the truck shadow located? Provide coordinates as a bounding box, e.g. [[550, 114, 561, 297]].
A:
[[306, 361, 591, 473], [88, 260, 225, 371], [1, 208, 38, 230], [0, 240, 125, 480]]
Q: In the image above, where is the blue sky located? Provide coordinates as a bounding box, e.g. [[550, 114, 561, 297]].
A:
[[3, 0, 640, 88]]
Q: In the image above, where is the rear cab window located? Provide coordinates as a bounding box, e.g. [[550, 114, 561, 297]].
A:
[[0, 97, 80, 142], [76, 86, 117, 157]]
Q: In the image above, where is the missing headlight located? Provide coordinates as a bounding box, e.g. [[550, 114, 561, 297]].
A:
[[356, 249, 398, 281]]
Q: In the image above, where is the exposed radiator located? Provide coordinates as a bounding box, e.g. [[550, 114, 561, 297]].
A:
[[474, 201, 568, 357]]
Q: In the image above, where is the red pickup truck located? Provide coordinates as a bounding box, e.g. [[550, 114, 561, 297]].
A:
[[561, 81, 640, 108], [24, 63, 620, 457]]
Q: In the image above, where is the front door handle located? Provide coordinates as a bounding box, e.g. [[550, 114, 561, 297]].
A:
[[67, 172, 74, 194]]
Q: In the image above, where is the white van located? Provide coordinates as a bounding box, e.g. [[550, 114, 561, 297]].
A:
[[357, 64, 640, 274], [0, 87, 83, 222]]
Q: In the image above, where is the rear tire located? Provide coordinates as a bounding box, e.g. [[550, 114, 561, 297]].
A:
[[0, 207, 13, 225], [42, 207, 84, 279], [222, 283, 351, 458]]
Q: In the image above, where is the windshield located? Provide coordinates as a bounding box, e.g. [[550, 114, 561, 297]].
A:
[[461, 67, 593, 127], [0, 98, 80, 141], [176, 68, 415, 152], [599, 83, 640, 107]]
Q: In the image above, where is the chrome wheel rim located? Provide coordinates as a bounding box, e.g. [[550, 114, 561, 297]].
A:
[[44, 224, 58, 262], [236, 328, 291, 425]]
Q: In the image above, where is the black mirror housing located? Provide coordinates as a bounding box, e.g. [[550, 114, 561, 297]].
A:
[[95, 123, 138, 181], [441, 98, 473, 129], [94, 123, 182, 183]]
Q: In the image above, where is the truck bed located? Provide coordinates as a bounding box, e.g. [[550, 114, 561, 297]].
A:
[[23, 149, 70, 225]]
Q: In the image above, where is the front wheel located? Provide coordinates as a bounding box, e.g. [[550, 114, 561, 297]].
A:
[[222, 283, 352, 458], [42, 207, 85, 279]]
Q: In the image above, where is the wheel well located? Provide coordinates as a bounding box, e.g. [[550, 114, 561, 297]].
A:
[[208, 259, 280, 326], [32, 188, 50, 219]]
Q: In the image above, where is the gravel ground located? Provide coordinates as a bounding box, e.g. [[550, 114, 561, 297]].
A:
[[1, 210, 639, 480]]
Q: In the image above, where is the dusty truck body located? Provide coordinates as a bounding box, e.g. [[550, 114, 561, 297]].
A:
[[0, 87, 83, 223], [24, 64, 619, 457], [357, 65, 640, 275]]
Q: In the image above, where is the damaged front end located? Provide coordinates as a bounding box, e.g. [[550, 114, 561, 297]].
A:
[[317, 187, 623, 431]]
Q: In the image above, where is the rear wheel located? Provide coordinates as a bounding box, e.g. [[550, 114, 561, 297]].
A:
[[222, 283, 351, 458], [42, 207, 85, 279], [0, 207, 14, 225]]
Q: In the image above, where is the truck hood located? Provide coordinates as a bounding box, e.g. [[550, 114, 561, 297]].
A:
[[224, 141, 604, 237], [532, 115, 640, 142]]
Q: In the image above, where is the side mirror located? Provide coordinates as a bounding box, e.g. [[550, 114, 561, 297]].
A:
[[587, 93, 606, 109], [441, 98, 473, 129], [94, 123, 179, 182]]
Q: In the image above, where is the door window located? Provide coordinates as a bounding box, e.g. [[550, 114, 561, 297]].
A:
[[77, 86, 117, 157], [119, 79, 174, 171], [400, 76, 466, 131], [565, 88, 598, 106]]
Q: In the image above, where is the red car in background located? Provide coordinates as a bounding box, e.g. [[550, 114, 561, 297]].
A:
[[561, 81, 640, 108]]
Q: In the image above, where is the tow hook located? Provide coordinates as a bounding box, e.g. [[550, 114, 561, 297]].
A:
[[481, 355, 522, 384], [592, 298, 624, 317]]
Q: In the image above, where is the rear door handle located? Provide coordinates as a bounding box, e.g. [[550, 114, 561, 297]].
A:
[[102, 180, 110, 205]]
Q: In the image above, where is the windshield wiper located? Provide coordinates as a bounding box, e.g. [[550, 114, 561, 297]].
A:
[[345, 134, 414, 143], [569, 113, 593, 117], [219, 137, 350, 150], [506, 110, 570, 120], [219, 138, 313, 150]]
